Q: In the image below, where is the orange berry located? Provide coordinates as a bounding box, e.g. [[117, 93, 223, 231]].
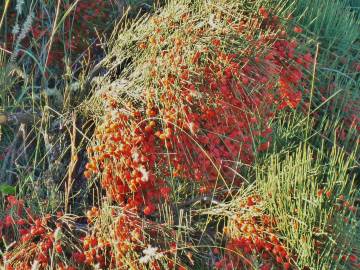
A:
[[139, 43, 147, 49], [84, 170, 91, 179], [149, 36, 156, 45], [159, 133, 167, 140], [293, 26, 303, 33]]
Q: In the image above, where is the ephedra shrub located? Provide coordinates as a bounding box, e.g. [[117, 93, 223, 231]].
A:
[[85, 2, 311, 212], [1, 0, 359, 269], [81, 0, 314, 269]]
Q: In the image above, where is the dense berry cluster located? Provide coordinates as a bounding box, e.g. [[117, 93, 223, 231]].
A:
[[84, 7, 311, 216], [218, 195, 292, 270], [79, 7, 315, 268], [0, 196, 83, 270], [81, 207, 184, 269], [6, 3, 350, 270], [0, 196, 27, 242], [84, 211, 145, 269]]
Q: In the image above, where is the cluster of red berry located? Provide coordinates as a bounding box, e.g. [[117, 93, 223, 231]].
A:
[[0, 196, 85, 270], [217, 195, 292, 270], [84, 7, 311, 215], [0, 4, 324, 270], [82, 207, 182, 269], [0, 196, 26, 242], [79, 6, 315, 268]]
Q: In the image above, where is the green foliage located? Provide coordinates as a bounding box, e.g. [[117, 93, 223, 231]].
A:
[[257, 141, 359, 269], [0, 183, 16, 195]]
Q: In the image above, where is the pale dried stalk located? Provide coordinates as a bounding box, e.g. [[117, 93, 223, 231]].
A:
[[64, 112, 78, 212]]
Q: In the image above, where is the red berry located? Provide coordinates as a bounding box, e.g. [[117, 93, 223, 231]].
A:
[[55, 243, 63, 253], [143, 204, 156, 215], [73, 252, 86, 263], [349, 255, 357, 262]]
